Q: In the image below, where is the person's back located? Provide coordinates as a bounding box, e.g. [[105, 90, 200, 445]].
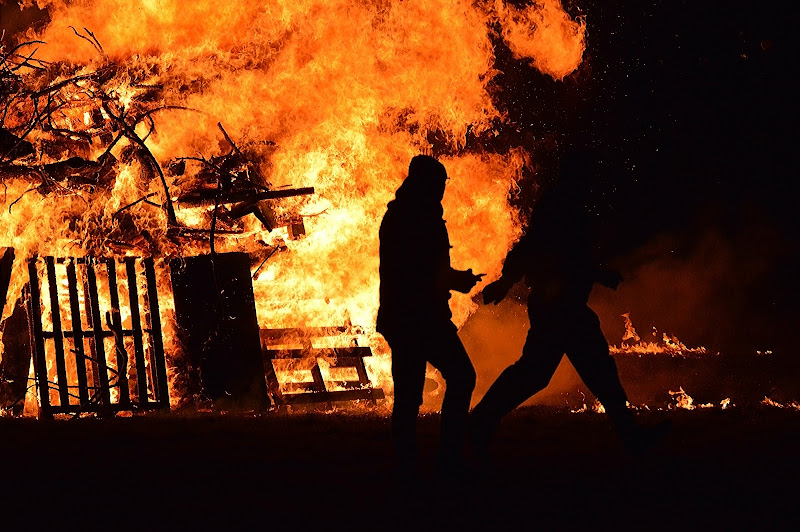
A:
[[500, 150, 599, 312]]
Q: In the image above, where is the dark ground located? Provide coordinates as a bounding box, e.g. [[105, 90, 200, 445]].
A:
[[1, 405, 798, 531]]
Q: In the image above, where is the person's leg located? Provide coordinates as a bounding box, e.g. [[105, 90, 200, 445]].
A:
[[566, 306, 670, 452], [388, 338, 428, 470], [425, 325, 476, 464], [470, 324, 563, 443]]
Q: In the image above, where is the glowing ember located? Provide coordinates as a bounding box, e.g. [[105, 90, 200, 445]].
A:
[[762, 397, 800, 410]]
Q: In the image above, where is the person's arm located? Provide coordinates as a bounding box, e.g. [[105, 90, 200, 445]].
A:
[[482, 231, 531, 305], [448, 268, 485, 293]]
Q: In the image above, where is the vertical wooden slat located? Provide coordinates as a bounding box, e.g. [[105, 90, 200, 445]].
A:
[[105, 259, 131, 407], [351, 353, 377, 405], [309, 360, 332, 410], [66, 259, 90, 406], [262, 353, 285, 409], [143, 258, 169, 406], [85, 259, 111, 407], [82, 273, 101, 406], [26, 260, 52, 419], [125, 257, 149, 405], [45, 257, 70, 408]]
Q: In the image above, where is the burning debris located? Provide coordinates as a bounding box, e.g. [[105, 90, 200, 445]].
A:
[[610, 312, 708, 357], [0, 35, 319, 415]]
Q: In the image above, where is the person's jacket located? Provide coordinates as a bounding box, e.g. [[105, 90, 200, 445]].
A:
[[376, 198, 462, 337], [502, 186, 599, 309]]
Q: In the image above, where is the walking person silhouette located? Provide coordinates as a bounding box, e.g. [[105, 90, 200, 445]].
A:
[[377, 155, 484, 479], [470, 147, 669, 457]]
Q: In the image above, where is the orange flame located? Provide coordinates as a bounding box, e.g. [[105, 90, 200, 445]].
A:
[[2, 0, 586, 410]]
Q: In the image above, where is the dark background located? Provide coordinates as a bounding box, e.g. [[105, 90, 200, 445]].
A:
[[484, 0, 797, 360]]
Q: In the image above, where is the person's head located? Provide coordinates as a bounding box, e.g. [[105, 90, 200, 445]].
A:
[[395, 155, 448, 204]]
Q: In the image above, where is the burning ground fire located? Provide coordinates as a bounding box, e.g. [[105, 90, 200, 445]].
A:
[[609, 312, 708, 357]]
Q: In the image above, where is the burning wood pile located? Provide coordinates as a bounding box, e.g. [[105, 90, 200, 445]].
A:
[[0, 37, 329, 417]]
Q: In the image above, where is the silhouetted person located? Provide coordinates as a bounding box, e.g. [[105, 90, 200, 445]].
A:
[[377, 155, 483, 476], [470, 148, 668, 456]]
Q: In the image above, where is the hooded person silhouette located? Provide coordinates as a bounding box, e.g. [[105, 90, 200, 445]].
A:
[[377, 155, 484, 476]]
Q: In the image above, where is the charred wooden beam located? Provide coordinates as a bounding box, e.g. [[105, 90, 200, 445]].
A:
[[143, 258, 169, 405], [105, 260, 131, 408], [25, 261, 51, 419], [65, 260, 89, 406], [175, 187, 315, 206], [45, 257, 70, 408], [0, 129, 34, 161]]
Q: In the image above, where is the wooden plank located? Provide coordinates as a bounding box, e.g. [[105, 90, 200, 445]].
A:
[[125, 258, 149, 406], [0, 247, 13, 319], [176, 187, 315, 206], [85, 259, 112, 408], [66, 259, 89, 406], [143, 258, 169, 406], [42, 330, 116, 339], [260, 326, 350, 343], [105, 260, 131, 407], [0, 297, 33, 415], [264, 347, 373, 360], [26, 261, 52, 419], [279, 388, 385, 405], [45, 257, 70, 408]]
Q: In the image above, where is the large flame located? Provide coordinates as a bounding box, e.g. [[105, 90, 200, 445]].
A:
[[2, 0, 586, 408]]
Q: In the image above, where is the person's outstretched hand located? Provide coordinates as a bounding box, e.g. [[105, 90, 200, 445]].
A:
[[453, 269, 485, 293], [483, 277, 512, 305]]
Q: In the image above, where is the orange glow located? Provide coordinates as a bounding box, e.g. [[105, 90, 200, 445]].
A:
[[1, 0, 586, 413]]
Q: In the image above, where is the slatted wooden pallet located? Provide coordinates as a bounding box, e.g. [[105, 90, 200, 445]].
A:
[[25, 256, 169, 418], [260, 326, 385, 409]]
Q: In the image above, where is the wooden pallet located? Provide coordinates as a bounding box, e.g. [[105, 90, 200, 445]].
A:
[[260, 326, 384, 409], [25, 256, 169, 418]]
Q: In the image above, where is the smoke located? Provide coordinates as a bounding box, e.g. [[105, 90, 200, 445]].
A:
[[593, 222, 785, 356]]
